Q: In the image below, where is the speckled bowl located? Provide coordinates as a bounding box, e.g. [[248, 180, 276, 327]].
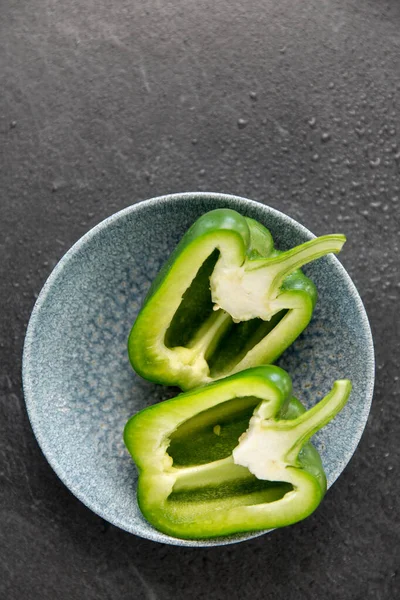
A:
[[23, 192, 374, 547]]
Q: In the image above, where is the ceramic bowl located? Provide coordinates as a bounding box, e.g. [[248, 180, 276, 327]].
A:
[[23, 192, 374, 547]]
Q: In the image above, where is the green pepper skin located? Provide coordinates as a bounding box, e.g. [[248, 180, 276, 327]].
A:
[[128, 209, 345, 390], [124, 366, 351, 540], [144, 209, 251, 305]]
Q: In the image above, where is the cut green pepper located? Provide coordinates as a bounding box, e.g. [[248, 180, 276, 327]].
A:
[[124, 366, 352, 539], [128, 209, 346, 390]]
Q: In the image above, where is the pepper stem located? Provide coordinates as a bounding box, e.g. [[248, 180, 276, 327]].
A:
[[233, 379, 352, 480], [247, 234, 346, 298], [211, 234, 346, 322], [284, 379, 352, 463]]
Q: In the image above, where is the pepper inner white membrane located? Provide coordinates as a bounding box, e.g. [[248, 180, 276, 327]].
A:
[[164, 250, 287, 378]]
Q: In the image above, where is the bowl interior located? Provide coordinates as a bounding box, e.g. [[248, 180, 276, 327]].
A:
[[23, 193, 374, 547]]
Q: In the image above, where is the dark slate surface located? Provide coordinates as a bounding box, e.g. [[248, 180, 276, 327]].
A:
[[0, 0, 399, 598]]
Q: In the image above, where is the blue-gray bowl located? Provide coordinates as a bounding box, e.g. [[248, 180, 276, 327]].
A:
[[22, 192, 374, 547]]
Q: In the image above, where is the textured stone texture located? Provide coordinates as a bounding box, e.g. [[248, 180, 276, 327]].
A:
[[1, 0, 399, 597]]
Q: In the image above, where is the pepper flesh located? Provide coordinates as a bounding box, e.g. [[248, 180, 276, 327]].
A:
[[128, 209, 346, 390], [124, 366, 352, 539]]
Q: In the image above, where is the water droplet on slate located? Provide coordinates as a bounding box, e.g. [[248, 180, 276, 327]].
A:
[[237, 118, 248, 129], [370, 157, 381, 167]]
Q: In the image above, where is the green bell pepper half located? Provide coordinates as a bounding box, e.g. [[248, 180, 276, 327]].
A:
[[124, 366, 352, 540], [128, 209, 346, 391]]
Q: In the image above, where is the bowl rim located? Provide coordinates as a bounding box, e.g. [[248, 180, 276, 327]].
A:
[[22, 191, 375, 547]]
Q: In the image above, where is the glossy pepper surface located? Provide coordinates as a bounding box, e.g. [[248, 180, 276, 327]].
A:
[[124, 366, 352, 539], [128, 209, 346, 390]]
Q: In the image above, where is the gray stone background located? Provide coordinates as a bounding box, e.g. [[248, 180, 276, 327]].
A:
[[1, 1, 399, 598]]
